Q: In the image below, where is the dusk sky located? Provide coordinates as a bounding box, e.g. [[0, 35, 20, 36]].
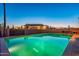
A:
[[0, 3, 79, 27], [0, 3, 3, 24]]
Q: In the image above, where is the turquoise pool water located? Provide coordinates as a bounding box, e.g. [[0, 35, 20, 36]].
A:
[[5, 33, 71, 56]]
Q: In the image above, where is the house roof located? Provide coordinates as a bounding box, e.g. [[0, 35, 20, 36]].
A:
[[24, 24, 44, 26]]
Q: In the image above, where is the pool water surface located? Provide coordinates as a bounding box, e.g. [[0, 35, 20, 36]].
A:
[[5, 33, 71, 56]]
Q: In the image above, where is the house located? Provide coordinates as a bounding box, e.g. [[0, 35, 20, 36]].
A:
[[24, 24, 49, 30]]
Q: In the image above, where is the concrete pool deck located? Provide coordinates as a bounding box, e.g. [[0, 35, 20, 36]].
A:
[[64, 34, 79, 56], [0, 38, 10, 56]]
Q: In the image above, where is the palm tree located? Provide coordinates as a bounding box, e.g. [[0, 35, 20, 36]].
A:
[[3, 3, 6, 37]]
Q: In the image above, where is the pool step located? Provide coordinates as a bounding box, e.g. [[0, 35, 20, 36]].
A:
[[71, 34, 79, 42]]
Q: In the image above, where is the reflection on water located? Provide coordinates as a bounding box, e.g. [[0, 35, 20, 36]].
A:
[[5, 34, 70, 56]]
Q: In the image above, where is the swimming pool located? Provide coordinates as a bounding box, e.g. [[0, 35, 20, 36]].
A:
[[5, 33, 71, 56]]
